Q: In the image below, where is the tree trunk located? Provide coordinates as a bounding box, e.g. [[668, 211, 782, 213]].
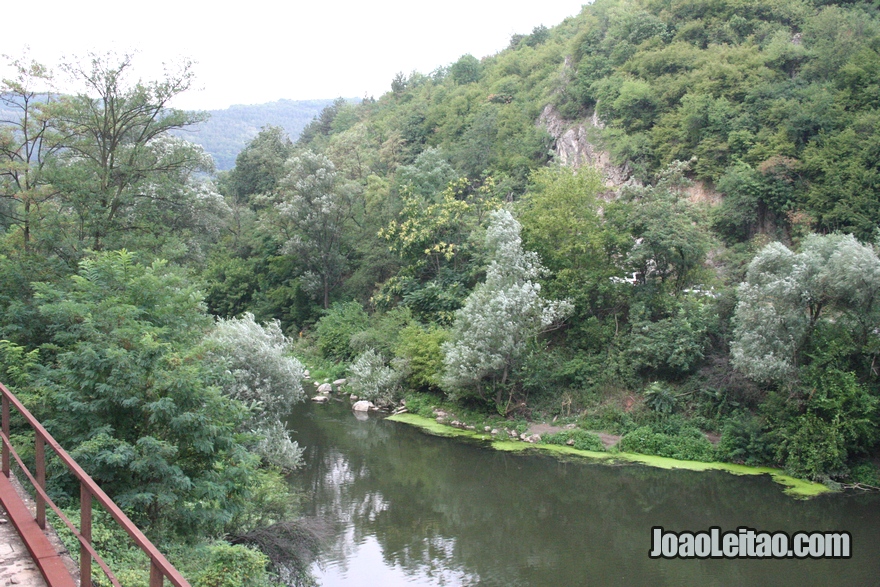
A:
[[23, 199, 30, 251]]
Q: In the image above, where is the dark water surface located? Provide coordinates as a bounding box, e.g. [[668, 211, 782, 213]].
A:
[[288, 401, 880, 587]]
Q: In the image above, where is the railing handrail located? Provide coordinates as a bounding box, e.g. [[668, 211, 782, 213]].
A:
[[0, 381, 191, 587]]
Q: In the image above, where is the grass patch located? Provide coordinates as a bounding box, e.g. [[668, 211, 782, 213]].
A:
[[386, 413, 491, 440], [400, 392, 528, 432]]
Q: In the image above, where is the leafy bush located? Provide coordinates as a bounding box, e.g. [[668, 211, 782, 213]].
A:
[[441, 209, 572, 414], [347, 349, 402, 406], [394, 324, 449, 391], [847, 461, 880, 486], [314, 301, 369, 361], [402, 392, 440, 419], [251, 420, 305, 471], [349, 307, 416, 356], [716, 413, 774, 466], [205, 313, 305, 470], [226, 466, 299, 535], [765, 366, 878, 480], [34, 252, 258, 534], [56, 507, 153, 587], [206, 313, 305, 413], [542, 429, 606, 451], [628, 297, 715, 378], [55, 509, 278, 587], [0, 339, 39, 389], [579, 404, 639, 436], [194, 542, 272, 587], [777, 412, 848, 481], [643, 382, 677, 414], [619, 426, 717, 462]]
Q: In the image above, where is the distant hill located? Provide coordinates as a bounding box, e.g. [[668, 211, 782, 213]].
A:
[[4, 95, 347, 171], [177, 99, 351, 170]]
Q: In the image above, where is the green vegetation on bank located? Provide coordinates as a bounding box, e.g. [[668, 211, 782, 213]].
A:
[[260, 0, 880, 489], [386, 411, 829, 498]]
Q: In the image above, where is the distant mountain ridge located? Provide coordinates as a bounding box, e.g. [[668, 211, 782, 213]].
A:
[[177, 98, 352, 170], [4, 95, 344, 172]]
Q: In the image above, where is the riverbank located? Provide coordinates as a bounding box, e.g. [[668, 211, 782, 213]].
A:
[[385, 412, 831, 499]]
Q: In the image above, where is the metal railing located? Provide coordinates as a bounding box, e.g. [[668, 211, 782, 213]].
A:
[[0, 381, 191, 587]]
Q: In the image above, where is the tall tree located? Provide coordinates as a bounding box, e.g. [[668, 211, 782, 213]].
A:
[[274, 150, 360, 308], [226, 125, 293, 204], [34, 251, 255, 533], [441, 209, 571, 414], [50, 52, 210, 254], [732, 233, 880, 383], [0, 55, 61, 251]]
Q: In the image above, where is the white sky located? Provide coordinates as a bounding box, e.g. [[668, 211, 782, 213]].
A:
[[2, 0, 586, 110]]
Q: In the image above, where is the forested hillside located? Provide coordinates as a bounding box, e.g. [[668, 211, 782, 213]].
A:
[[174, 98, 343, 170], [2, 0, 880, 583], [214, 0, 880, 487]]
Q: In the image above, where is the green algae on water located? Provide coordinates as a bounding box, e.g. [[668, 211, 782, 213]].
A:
[[387, 413, 492, 440], [385, 413, 830, 499]]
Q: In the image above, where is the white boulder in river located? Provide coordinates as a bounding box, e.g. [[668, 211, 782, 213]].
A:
[[352, 400, 376, 412], [317, 383, 333, 394]]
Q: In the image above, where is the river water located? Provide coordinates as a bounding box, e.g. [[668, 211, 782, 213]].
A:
[[288, 401, 880, 587]]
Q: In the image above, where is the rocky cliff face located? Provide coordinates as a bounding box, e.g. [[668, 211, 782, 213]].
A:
[[539, 104, 721, 205], [538, 104, 633, 187]]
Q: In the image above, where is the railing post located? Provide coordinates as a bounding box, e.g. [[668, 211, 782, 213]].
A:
[[150, 560, 164, 587], [35, 434, 46, 529], [80, 483, 92, 587], [1, 394, 9, 477], [0, 382, 192, 587]]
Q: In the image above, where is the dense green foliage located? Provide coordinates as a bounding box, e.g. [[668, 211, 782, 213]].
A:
[[619, 424, 718, 461], [4, 2, 880, 581], [441, 210, 572, 414], [248, 0, 880, 485], [542, 429, 607, 451], [0, 52, 315, 585], [35, 251, 253, 533]]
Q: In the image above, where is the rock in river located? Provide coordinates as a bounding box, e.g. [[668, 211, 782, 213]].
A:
[[352, 400, 375, 412]]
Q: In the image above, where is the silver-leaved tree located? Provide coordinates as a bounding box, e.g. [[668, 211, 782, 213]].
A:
[[731, 233, 880, 478], [441, 209, 572, 415], [205, 312, 306, 470], [732, 233, 880, 383]]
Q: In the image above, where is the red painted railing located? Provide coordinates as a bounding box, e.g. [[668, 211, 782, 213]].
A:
[[0, 381, 191, 587]]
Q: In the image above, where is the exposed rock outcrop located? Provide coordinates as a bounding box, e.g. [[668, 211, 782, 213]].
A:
[[539, 104, 723, 204], [538, 104, 633, 187]]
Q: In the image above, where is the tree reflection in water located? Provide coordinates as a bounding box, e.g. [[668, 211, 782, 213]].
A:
[[288, 401, 880, 587]]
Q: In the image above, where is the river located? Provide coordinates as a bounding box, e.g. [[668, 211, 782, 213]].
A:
[[288, 401, 880, 587]]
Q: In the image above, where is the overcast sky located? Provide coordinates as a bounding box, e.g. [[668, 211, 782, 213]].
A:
[[2, 0, 586, 110]]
